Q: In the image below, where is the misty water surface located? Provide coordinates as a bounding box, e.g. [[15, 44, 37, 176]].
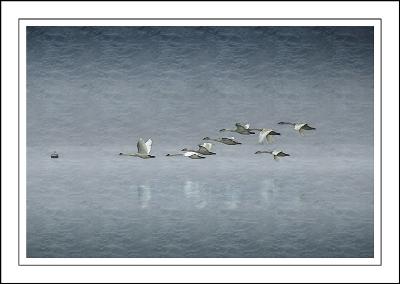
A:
[[27, 26, 374, 258]]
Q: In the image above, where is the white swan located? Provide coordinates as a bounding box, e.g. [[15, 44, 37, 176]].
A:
[[278, 122, 316, 136], [219, 122, 256, 135], [258, 129, 281, 144], [119, 138, 155, 159], [202, 136, 242, 145], [182, 142, 216, 155], [166, 151, 206, 159], [255, 150, 290, 160]]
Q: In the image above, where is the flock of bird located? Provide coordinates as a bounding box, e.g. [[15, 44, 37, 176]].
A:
[[118, 121, 316, 161]]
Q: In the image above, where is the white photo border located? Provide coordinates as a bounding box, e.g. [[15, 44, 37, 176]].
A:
[[18, 18, 382, 266]]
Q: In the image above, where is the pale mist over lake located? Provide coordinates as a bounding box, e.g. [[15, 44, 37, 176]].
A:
[[26, 26, 374, 258]]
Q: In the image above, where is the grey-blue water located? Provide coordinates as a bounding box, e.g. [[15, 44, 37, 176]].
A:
[[27, 27, 374, 258]]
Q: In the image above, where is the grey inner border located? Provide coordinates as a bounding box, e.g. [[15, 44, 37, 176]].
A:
[[18, 18, 383, 267]]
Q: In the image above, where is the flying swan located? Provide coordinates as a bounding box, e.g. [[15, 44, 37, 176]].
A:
[[278, 122, 316, 136], [119, 138, 155, 159], [181, 142, 216, 155], [219, 122, 256, 135], [166, 151, 206, 159], [255, 150, 290, 160], [202, 137, 242, 145]]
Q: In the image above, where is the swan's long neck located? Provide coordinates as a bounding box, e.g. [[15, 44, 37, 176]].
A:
[[256, 151, 273, 154], [119, 152, 138, 157], [220, 128, 235, 132], [166, 153, 183, 157], [279, 122, 295, 126]]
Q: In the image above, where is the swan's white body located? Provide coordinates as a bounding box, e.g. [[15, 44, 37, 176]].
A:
[[119, 138, 155, 159], [294, 123, 306, 131], [272, 150, 282, 156], [258, 129, 281, 144], [241, 123, 250, 129]]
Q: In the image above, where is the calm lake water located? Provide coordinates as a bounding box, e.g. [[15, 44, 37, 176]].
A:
[[27, 27, 374, 258]]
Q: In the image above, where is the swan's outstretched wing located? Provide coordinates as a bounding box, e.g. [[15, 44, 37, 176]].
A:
[[184, 151, 205, 159], [272, 150, 281, 160], [236, 122, 250, 129], [302, 124, 315, 130], [272, 150, 281, 156], [199, 142, 213, 151], [145, 138, 152, 154], [266, 133, 273, 143], [258, 129, 268, 144], [235, 122, 249, 131], [137, 138, 150, 154], [294, 123, 306, 131]]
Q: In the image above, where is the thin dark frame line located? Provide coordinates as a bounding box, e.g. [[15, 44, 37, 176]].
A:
[[18, 18, 382, 267]]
